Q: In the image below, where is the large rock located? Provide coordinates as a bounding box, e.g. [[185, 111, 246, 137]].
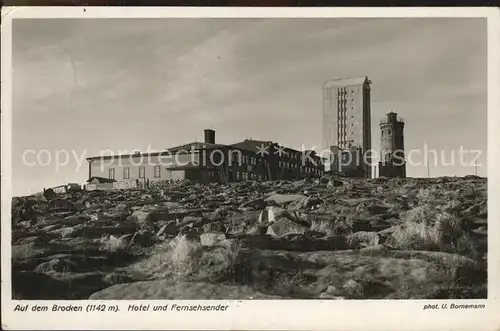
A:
[[265, 194, 306, 206], [130, 208, 174, 224], [266, 218, 309, 237], [131, 210, 150, 223], [239, 198, 266, 210], [50, 225, 83, 239], [288, 196, 322, 210], [12, 242, 68, 262], [202, 221, 226, 233], [43, 188, 57, 200], [258, 206, 287, 224], [34, 258, 76, 274]]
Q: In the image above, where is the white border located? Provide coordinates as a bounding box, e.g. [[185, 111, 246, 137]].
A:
[[2, 7, 500, 331]]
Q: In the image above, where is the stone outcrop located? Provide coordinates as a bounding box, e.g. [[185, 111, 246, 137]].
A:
[[11, 176, 488, 299]]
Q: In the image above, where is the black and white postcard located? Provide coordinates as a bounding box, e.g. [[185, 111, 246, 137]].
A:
[[1, 7, 499, 330]]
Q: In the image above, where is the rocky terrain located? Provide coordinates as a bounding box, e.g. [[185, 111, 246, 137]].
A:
[[11, 175, 487, 300]]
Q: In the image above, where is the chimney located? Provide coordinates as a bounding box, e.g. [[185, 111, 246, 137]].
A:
[[387, 112, 397, 123], [204, 129, 215, 144]]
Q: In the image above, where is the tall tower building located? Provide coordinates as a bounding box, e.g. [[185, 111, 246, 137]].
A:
[[378, 112, 406, 178], [322, 76, 372, 177]]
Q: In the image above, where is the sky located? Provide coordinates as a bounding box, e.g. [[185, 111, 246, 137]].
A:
[[12, 18, 487, 196]]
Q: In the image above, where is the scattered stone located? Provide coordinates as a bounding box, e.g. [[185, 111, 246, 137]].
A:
[[202, 221, 226, 233], [147, 210, 174, 222], [265, 194, 306, 206], [288, 196, 322, 210], [115, 234, 134, 248], [240, 198, 266, 210], [115, 203, 129, 213], [156, 222, 178, 237], [258, 206, 287, 224], [48, 199, 76, 212], [128, 231, 155, 247], [43, 189, 57, 201], [342, 279, 363, 298], [10, 176, 488, 300], [34, 258, 75, 274], [246, 224, 269, 235], [319, 285, 343, 299], [266, 217, 309, 237]]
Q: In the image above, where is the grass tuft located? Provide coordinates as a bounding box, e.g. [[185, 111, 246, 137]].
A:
[[128, 235, 241, 282], [388, 206, 475, 255]]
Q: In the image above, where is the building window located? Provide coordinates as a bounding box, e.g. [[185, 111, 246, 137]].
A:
[[139, 166, 145, 178], [154, 165, 161, 178], [123, 167, 130, 179], [109, 168, 115, 180]]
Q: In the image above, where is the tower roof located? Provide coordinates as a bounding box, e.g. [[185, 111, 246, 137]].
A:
[[323, 76, 371, 88]]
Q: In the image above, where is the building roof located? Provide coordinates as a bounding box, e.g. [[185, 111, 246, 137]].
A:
[[230, 139, 273, 153], [231, 139, 325, 160], [323, 76, 371, 88], [87, 176, 116, 183], [86, 139, 326, 161], [86, 141, 229, 161], [167, 141, 227, 153]]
